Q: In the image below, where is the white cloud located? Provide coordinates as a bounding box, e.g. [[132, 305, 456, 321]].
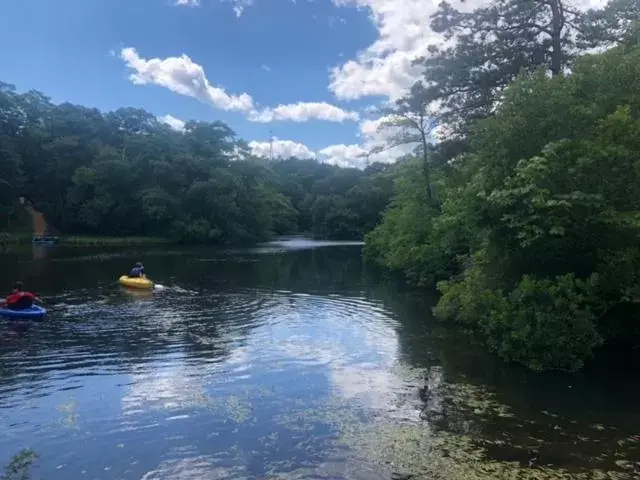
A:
[[319, 143, 367, 168], [330, 114, 415, 167], [120, 47, 254, 112], [329, 0, 609, 102], [261, 64, 271, 72], [249, 137, 315, 159], [328, 0, 483, 101], [120, 48, 358, 124], [155, 112, 412, 168], [175, 0, 200, 5], [245, 114, 413, 168], [249, 102, 359, 123], [358, 114, 399, 143], [325, 0, 608, 163], [228, 0, 254, 17], [312, 114, 413, 168], [163, 0, 610, 169], [159, 114, 186, 132]]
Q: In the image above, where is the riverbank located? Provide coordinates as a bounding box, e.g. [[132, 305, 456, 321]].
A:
[[61, 236, 172, 247], [0, 233, 174, 247]]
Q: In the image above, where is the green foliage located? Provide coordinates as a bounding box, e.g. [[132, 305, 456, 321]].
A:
[[418, 0, 583, 133], [271, 159, 394, 239], [1, 449, 38, 480], [437, 264, 603, 371], [367, 23, 640, 371], [415, 0, 629, 134], [364, 158, 472, 287], [0, 85, 393, 243]]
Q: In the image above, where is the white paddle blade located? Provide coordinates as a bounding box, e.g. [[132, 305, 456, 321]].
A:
[[153, 284, 165, 291]]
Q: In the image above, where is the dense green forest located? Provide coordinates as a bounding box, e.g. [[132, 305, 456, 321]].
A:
[[365, 0, 640, 371], [0, 86, 393, 243]]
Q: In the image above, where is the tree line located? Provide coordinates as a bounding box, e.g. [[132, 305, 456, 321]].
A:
[[0, 84, 394, 244], [364, 0, 640, 371]]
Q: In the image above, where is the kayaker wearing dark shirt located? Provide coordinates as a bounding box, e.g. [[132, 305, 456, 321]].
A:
[[129, 262, 145, 278], [1, 281, 43, 310]]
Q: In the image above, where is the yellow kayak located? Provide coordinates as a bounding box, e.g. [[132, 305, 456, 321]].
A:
[[119, 275, 154, 290]]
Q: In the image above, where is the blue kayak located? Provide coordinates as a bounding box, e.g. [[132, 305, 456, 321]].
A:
[[0, 305, 47, 320]]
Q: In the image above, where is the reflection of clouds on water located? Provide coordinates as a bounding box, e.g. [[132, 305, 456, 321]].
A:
[[245, 237, 365, 255], [141, 455, 247, 480], [119, 288, 429, 479], [121, 343, 254, 416], [119, 289, 427, 421], [267, 293, 425, 417], [121, 357, 206, 414]]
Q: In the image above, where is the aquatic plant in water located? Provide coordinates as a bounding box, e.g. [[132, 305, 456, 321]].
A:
[[1, 449, 38, 480]]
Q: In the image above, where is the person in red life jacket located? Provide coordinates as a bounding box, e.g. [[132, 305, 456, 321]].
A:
[[1, 281, 43, 310]]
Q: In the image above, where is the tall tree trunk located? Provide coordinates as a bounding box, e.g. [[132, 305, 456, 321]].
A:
[[419, 126, 432, 200], [548, 0, 565, 76]]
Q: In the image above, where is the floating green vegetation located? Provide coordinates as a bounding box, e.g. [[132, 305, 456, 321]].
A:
[[57, 399, 78, 428], [447, 382, 516, 419], [1, 449, 38, 480], [184, 391, 255, 425], [338, 419, 638, 480], [223, 394, 253, 424], [268, 379, 637, 480]]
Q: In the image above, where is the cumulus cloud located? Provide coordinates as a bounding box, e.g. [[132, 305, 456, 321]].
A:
[[156, 112, 416, 168], [249, 102, 359, 123], [300, 114, 413, 168], [358, 114, 400, 144], [319, 143, 367, 168], [246, 114, 415, 168], [328, 0, 487, 101], [120, 47, 254, 112], [249, 137, 315, 159], [325, 114, 413, 167], [159, 114, 186, 132], [120, 48, 358, 124], [329, 0, 609, 102]]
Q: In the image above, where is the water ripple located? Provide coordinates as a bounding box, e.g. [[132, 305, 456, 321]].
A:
[[3, 246, 638, 479], [1, 280, 418, 440]]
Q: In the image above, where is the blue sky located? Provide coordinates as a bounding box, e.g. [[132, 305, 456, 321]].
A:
[[0, 0, 537, 166]]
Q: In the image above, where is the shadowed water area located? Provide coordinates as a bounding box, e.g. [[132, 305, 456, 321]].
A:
[[0, 240, 638, 479]]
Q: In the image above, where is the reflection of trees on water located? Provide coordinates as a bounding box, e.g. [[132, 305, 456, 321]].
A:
[[201, 246, 367, 294], [0, 243, 366, 294]]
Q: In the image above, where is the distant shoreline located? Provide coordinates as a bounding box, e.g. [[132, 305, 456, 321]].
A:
[[1, 233, 172, 247], [1, 233, 365, 248]]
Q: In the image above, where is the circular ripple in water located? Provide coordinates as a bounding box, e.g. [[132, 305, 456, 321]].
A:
[[0, 284, 425, 480]]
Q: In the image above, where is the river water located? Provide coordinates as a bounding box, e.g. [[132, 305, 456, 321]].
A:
[[0, 240, 638, 479]]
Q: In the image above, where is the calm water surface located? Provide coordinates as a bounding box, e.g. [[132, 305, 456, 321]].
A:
[[0, 240, 638, 479]]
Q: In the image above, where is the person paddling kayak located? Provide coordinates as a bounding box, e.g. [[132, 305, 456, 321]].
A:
[[1, 281, 43, 310], [128, 262, 145, 278]]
